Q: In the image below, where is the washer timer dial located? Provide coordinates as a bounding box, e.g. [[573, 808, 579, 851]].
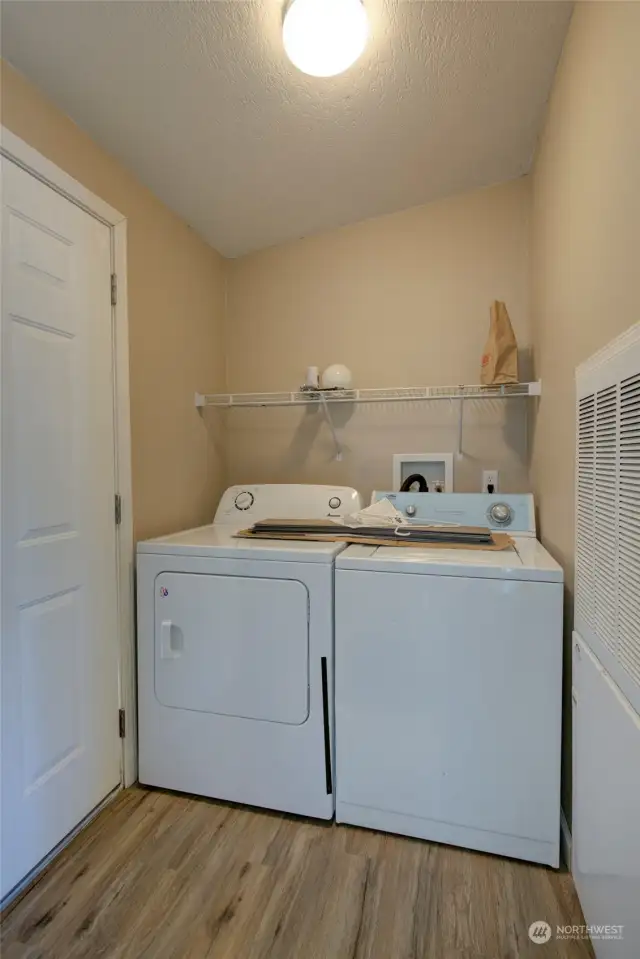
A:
[[234, 491, 254, 511], [487, 502, 513, 527], [328, 496, 342, 510]]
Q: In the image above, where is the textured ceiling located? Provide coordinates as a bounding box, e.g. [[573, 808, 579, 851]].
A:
[[1, 1, 572, 256]]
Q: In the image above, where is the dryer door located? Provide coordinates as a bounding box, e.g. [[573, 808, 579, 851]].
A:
[[154, 573, 309, 724]]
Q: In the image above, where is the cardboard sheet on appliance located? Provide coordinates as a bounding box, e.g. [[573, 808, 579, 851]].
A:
[[235, 524, 515, 552]]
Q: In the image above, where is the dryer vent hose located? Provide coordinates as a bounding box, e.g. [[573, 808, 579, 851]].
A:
[[399, 473, 428, 493]]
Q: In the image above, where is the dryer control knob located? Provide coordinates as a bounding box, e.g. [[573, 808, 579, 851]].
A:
[[487, 502, 513, 526], [234, 491, 254, 511], [405, 505, 417, 517], [328, 496, 342, 510]]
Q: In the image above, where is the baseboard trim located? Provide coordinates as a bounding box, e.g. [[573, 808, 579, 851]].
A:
[[560, 808, 572, 870]]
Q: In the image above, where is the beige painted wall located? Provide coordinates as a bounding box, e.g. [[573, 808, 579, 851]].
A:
[[1, 60, 226, 540], [225, 178, 532, 499], [530, 1, 640, 817]]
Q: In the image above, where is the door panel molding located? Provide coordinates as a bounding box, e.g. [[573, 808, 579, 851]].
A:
[[0, 127, 135, 793]]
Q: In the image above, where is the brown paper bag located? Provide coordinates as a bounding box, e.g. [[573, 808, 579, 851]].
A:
[[480, 301, 519, 385]]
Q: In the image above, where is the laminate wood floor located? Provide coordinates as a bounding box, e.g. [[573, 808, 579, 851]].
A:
[[2, 786, 593, 959]]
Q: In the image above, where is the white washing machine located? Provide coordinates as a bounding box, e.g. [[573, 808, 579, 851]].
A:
[[137, 484, 362, 820], [335, 492, 564, 865]]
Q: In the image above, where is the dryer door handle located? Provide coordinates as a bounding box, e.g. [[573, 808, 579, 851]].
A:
[[160, 620, 182, 659]]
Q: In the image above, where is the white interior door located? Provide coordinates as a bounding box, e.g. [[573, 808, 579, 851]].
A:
[[1, 157, 121, 899]]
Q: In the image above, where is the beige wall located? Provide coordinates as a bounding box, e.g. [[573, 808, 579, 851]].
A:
[[0, 61, 534, 525], [225, 178, 532, 499], [530, 1, 640, 816], [1, 60, 227, 540]]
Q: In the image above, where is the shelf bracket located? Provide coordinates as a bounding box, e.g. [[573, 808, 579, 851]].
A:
[[319, 392, 342, 461], [457, 397, 464, 457]]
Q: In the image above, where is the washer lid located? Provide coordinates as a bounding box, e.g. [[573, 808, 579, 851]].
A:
[[336, 536, 563, 582], [137, 524, 347, 563]]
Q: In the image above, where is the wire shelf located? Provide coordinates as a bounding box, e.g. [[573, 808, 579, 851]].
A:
[[195, 381, 541, 408]]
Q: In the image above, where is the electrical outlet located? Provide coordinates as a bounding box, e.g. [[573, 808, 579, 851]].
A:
[[482, 470, 499, 494]]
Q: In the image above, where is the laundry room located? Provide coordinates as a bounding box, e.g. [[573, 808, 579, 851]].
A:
[[1, 3, 638, 958]]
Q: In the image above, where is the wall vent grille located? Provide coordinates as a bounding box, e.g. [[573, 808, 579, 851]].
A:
[[618, 373, 640, 685], [576, 326, 640, 702], [594, 385, 618, 655], [576, 394, 595, 628]]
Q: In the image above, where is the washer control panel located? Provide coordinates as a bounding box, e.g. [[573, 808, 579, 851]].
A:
[[371, 492, 536, 535]]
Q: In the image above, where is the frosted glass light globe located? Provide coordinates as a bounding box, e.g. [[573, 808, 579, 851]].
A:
[[283, 0, 369, 78], [321, 364, 353, 389]]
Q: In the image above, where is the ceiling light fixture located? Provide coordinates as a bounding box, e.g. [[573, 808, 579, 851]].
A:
[[282, 0, 369, 78]]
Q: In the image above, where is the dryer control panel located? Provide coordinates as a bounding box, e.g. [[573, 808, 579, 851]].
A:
[[214, 484, 363, 525]]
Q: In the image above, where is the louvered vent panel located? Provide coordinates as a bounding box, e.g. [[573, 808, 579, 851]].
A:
[[576, 394, 595, 626], [594, 386, 618, 654], [618, 373, 640, 685], [576, 324, 640, 703]]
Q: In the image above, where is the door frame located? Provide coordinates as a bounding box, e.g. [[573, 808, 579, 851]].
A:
[[1, 127, 136, 788]]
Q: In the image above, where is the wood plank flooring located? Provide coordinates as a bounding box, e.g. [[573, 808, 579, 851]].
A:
[[1, 786, 593, 959]]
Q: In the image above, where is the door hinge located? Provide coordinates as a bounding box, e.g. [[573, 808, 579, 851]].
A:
[[118, 709, 126, 738], [115, 493, 122, 526], [110, 273, 117, 306]]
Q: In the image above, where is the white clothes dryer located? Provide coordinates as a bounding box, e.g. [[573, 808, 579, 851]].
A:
[[137, 484, 361, 819]]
